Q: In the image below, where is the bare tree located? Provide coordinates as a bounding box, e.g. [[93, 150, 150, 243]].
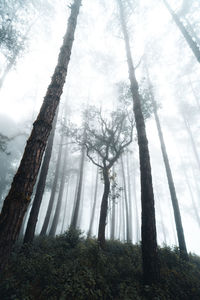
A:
[[81, 107, 133, 248]]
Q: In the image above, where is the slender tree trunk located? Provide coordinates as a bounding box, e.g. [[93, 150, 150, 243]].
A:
[[49, 142, 68, 236], [188, 78, 200, 112], [147, 73, 188, 260], [110, 166, 116, 240], [23, 109, 58, 244], [70, 144, 85, 229], [88, 165, 99, 237], [163, 0, 200, 63], [0, 0, 82, 269], [98, 168, 110, 248], [40, 132, 64, 236], [182, 114, 200, 173], [117, 0, 159, 284], [181, 164, 200, 227], [61, 176, 70, 233], [126, 152, 133, 241], [132, 157, 140, 242], [120, 155, 131, 242]]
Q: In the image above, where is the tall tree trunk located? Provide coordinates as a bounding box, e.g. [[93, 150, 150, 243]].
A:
[[49, 141, 68, 236], [98, 168, 110, 248], [110, 166, 116, 240], [117, 0, 159, 284], [120, 155, 131, 242], [0, 0, 82, 269], [181, 164, 200, 227], [88, 165, 99, 237], [23, 109, 58, 244], [70, 144, 85, 229], [163, 0, 200, 63], [132, 157, 140, 242], [126, 152, 133, 241], [188, 78, 200, 112], [40, 132, 64, 236], [61, 175, 70, 233], [147, 72, 188, 260]]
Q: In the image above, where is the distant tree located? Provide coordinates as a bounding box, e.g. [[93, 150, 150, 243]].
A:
[[0, 0, 54, 89], [0, 0, 82, 270], [80, 107, 133, 248], [163, 0, 200, 63], [117, 0, 160, 284], [70, 129, 86, 229], [143, 68, 188, 261]]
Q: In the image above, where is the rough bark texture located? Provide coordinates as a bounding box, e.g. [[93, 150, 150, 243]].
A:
[[98, 168, 110, 248], [23, 109, 58, 244], [70, 144, 85, 229], [49, 142, 68, 236], [117, 0, 159, 284], [163, 0, 200, 63], [0, 0, 82, 269], [151, 92, 188, 260], [40, 132, 64, 236]]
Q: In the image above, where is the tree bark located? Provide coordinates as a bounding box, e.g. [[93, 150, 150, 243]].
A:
[[98, 168, 110, 248], [163, 0, 200, 63], [40, 132, 64, 236], [23, 109, 58, 244], [117, 0, 159, 284], [0, 0, 82, 269], [49, 141, 68, 236]]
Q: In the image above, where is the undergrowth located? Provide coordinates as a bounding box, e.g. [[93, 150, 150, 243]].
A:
[[0, 228, 200, 300]]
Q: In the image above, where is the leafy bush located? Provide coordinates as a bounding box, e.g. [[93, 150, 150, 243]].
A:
[[0, 230, 200, 299]]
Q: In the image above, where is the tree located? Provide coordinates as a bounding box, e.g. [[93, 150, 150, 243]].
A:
[[0, 0, 54, 89], [162, 0, 200, 63], [116, 0, 160, 284], [23, 108, 58, 244], [81, 107, 133, 248], [143, 68, 188, 260], [0, 0, 82, 270], [70, 130, 86, 229]]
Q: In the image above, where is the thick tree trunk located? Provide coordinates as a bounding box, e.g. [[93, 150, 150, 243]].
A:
[[88, 165, 99, 237], [40, 132, 64, 236], [163, 0, 200, 63], [120, 155, 131, 242], [23, 109, 58, 244], [70, 144, 85, 229], [98, 168, 110, 248], [117, 0, 159, 284], [147, 72, 188, 260], [49, 142, 68, 236], [61, 176, 70, 233], [0, 0, 81, 269]]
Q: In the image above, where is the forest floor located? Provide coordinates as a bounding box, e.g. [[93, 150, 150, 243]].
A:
[[0, 229, 200, 300]]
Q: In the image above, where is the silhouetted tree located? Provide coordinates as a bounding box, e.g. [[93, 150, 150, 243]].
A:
[[0, 0, 82, 270]]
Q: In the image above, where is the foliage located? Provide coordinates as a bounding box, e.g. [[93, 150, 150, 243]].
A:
[[117, 80, 155, 120], [1, 229, 200, 300]]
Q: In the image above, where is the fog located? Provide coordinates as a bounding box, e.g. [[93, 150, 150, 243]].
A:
[[0, 0, 200, 258]]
